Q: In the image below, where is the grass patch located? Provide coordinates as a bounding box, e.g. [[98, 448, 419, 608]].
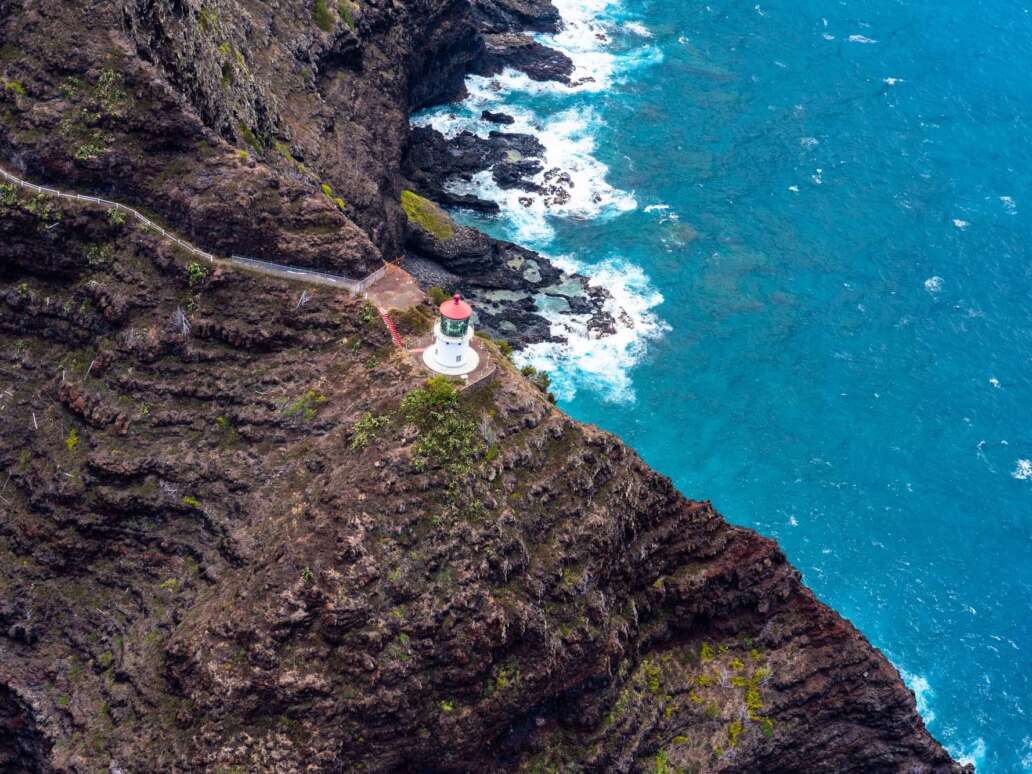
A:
[[313, 0, 334, 31], [401, 190, 454, 242]]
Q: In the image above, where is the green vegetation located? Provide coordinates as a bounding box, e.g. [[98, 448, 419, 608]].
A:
[[65, 429, 80, 452], [428, 286, 450, 306], [0, 183, 17, 207], [198, 6, 218, 32], [494, 664, 519, 691], [699, 642, 714, 662], [728, 719, 744, 748], [74, 142, 106, 161], [400, 377, 482, 473], [300, 566, 315, 584], [338, 0, 356, 28], [351, 412, 391, 449], [85, 243, 113, 269], [238, 122, 262, 152], [187, 262, 208, 288], [107, 208, 126, 227], [182, 495, 201, 508], [520, 364, 555, 403], [313, 0, 334, 31], [320, 182, 347, 211], [439, 699, 454, 713], [4, 80, 25, 96], [159, 578, 181, 593], [400, 190, 455, 242], [283, 389, 328, 422]]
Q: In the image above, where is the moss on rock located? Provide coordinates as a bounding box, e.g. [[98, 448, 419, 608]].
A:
[[401, 190, 455, 242]]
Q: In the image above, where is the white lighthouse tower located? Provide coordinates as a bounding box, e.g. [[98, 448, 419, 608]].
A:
[[423, 293, 480, 375]]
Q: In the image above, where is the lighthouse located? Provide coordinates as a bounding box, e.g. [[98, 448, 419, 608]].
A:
[[423, 293, 480, 375]]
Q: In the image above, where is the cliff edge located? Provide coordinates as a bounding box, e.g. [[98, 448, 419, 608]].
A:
[[0, 0, 967, 771]]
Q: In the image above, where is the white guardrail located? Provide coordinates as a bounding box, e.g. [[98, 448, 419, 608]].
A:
[[0, 165, 383, 297]]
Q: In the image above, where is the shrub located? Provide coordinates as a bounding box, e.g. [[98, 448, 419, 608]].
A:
[[0, 183, 17, 207], [519, 364, 555, 403], [74, 142, 106, 161], [400, 190, 454, 242], [238, 123, 262, 151], [400, 377, 482, 473], [65, 429, 80, 451], [282, 390, 327, 421], [4, 80, 25, 96], [428, 286, 450, 306], [85, 243, 113, 268], [313, 0, 334, 31], [182, 495, 201, 508], [187, 262, 208, 288], [351, 411, 391, 449], [107, 209, 126, 227]]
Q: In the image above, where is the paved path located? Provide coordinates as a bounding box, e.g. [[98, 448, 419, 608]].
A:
[[0, 164, 384, 296]]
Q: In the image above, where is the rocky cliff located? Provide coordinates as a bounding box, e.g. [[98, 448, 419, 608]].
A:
[[0, 0, 967, 771]]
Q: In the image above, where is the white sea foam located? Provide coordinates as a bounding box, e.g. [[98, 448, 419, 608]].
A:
[[952, 218, 970, 229], [412, 0, 666, 395], [516, 256, 668, 403], [848, 34, 878, 44], [950, 738, 987, 769], [644, 203, 670, 213], [1020, 736, 1032, 770], [883, 77, 903, 85], [428, 105, 636, 246], [899, 668, 935, 725], [800, 136, 819, 149], [924, 276, 943, 293], [623, 21, 652, 38], [1012, 459, 1032, 480], [1001, 195, 1017, 214]]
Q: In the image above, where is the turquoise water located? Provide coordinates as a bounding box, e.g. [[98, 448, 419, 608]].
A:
[[417, 0, 1032, 768]]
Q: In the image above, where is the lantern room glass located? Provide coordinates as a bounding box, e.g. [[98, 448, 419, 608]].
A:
[[441, 317, 469, 337]]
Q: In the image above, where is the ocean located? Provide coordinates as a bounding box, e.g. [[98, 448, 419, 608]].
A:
[[413, 0, 1032, 768]]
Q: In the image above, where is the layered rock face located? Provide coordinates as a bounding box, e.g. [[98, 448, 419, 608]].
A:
[[0, 0, 967, 771]]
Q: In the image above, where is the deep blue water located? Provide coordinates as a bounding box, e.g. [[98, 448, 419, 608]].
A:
[[417, 0, 1032, 768]]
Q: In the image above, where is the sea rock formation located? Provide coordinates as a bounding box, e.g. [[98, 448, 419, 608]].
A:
[[0, 0, 968, 771]]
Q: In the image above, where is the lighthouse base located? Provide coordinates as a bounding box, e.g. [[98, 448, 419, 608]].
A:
[[423, 346, 480, 376]]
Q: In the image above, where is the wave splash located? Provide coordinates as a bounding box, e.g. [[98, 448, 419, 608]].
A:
[[516, 255, 669, 403], [412, 0, 667, 403]]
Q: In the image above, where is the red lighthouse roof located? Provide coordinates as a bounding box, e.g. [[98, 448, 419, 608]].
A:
[[440, 293, 472, 321]]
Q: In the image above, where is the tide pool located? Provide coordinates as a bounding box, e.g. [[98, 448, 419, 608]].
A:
[[416, 0, 1032, 768]]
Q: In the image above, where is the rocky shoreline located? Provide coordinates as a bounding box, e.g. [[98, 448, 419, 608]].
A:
[[400, 0, 618, 347]]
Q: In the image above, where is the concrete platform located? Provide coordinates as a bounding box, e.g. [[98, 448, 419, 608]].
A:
[[365, 263, 425, 312], [408, 334, 496, 391]]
